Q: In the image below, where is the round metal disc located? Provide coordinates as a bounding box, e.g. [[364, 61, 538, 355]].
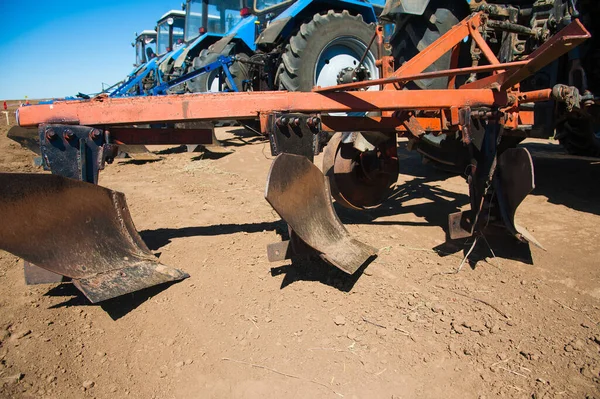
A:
[[323, 133, 361, 210], [323, 133, 399, 210]]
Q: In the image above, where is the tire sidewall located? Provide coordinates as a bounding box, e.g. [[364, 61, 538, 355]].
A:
[[290, 17, 377, 92]]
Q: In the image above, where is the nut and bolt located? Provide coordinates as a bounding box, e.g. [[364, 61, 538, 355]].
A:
[[306, 117, 320, 127], [63, 130, 75, 140], [276, 116, 288, 126], [45, 128, 57, 141], [90, 129, 102, 140]]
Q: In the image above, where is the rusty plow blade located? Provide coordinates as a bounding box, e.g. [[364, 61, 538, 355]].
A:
[[265, 153, 377, 274], [495, 148, 545, 250], [7, 126, 41, 155], [0, 173, 189, 303]]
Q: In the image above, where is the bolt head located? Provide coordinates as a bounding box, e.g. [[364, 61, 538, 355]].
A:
[[45, 129, 57, 141], [90, 130, 102, 140]]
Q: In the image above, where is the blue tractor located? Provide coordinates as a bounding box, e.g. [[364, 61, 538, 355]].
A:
[[188, 0, 387, 95], [109, 10, 186, 97], [132, 30, 157, 68], [162, 0, 252, 92], [116, 0, 388, 98], [112, 2, 248, 96]]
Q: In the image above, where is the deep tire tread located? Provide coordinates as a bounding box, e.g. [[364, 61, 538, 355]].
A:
[[278, 10, 372, 92]]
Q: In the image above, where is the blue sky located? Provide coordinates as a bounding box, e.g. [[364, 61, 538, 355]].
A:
[[0, 0, 180, 99]]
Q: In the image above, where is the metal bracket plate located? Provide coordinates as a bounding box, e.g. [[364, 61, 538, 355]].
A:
[[39, 124, 106, 184], [267, 113, 322, 161]]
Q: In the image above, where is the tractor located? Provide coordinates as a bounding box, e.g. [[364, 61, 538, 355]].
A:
[[161, 0, 253, 90], [132, 30, 157, 68], [392, 0, 600, 164], [188, 0, 388, 95], [2, 0, 592, 303], [109, 10, 186, 97]]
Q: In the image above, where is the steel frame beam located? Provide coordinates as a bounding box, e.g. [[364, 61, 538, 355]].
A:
[[17, 89, 509, 127], [15, 13, 590, 145]]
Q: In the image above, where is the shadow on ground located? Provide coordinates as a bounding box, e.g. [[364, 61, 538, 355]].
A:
[[522, 141, 600, 216], [140, 221, 287, 251], [44, 281, 182, 321], [335, 144, 468, 230], [271, 256, 374, 292]]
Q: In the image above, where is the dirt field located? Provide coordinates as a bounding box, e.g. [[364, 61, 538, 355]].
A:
[[1, 106, 600, 398]]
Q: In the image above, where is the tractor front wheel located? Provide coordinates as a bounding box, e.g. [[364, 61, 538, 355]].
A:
[[278, 10, 379, 92]]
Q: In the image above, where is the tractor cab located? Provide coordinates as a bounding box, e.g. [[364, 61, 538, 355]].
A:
[[156, 10, 186, 55], [184, 0, 245, 43], [133, 30, 157, 67], [252, 0, 293, 13], [159, 0, 248, 83]]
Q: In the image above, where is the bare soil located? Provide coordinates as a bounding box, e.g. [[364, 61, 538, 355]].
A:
[[1, 107, 600, 398]]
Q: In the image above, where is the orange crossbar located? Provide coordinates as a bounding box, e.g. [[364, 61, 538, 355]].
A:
[[17, 89, 508, 127]]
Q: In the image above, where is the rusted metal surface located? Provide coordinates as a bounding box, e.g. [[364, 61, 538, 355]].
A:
[[461, 19, 590, 90], [495, 148, 544, 249], [321, 115, 443, 134], [400, 114, 428, 138], [7, 126, 40, 154], [323, 133, 360, 211], [518, 89, 553, 103], [385, 12, 482, 86], [0, 173, 188, 302], [468, 21, 502, 66], [499, 20, 590, 91], [24, 262, 65, 284], [265, 154, 377, 274], [314, 61, 528, 93], [322, 133, 399, 210], [17, 90, 509, 128]]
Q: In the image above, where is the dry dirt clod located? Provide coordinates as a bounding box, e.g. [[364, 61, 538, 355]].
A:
[[2, 373, 24, 385], [82, 380, 95, 390], [334, 315, 346, 326], [407, 313, 418, 322], [571, 339, 586, 351]]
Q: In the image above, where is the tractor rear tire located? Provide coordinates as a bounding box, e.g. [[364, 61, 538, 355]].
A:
[[391, 0, 470, 172], [226, 53, 251, 92], [278, 10, 378, 92], [187, 49, 221, 93], [556, 108, 600, 157]]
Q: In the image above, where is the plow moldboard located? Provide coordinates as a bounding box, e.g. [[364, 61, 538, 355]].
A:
[[0, 173, 188, 302], [265, 153, 377, 274]]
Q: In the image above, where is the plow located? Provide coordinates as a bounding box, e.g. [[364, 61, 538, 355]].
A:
[[1, 2, 593, 303]]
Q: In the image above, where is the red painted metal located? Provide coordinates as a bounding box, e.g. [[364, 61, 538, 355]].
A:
[[320, 115, 443, 133], [17, 89, 508, 127], [313, 60, 528, 93], [461, 19, 590, 90], [383, 13, 482, 89]]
